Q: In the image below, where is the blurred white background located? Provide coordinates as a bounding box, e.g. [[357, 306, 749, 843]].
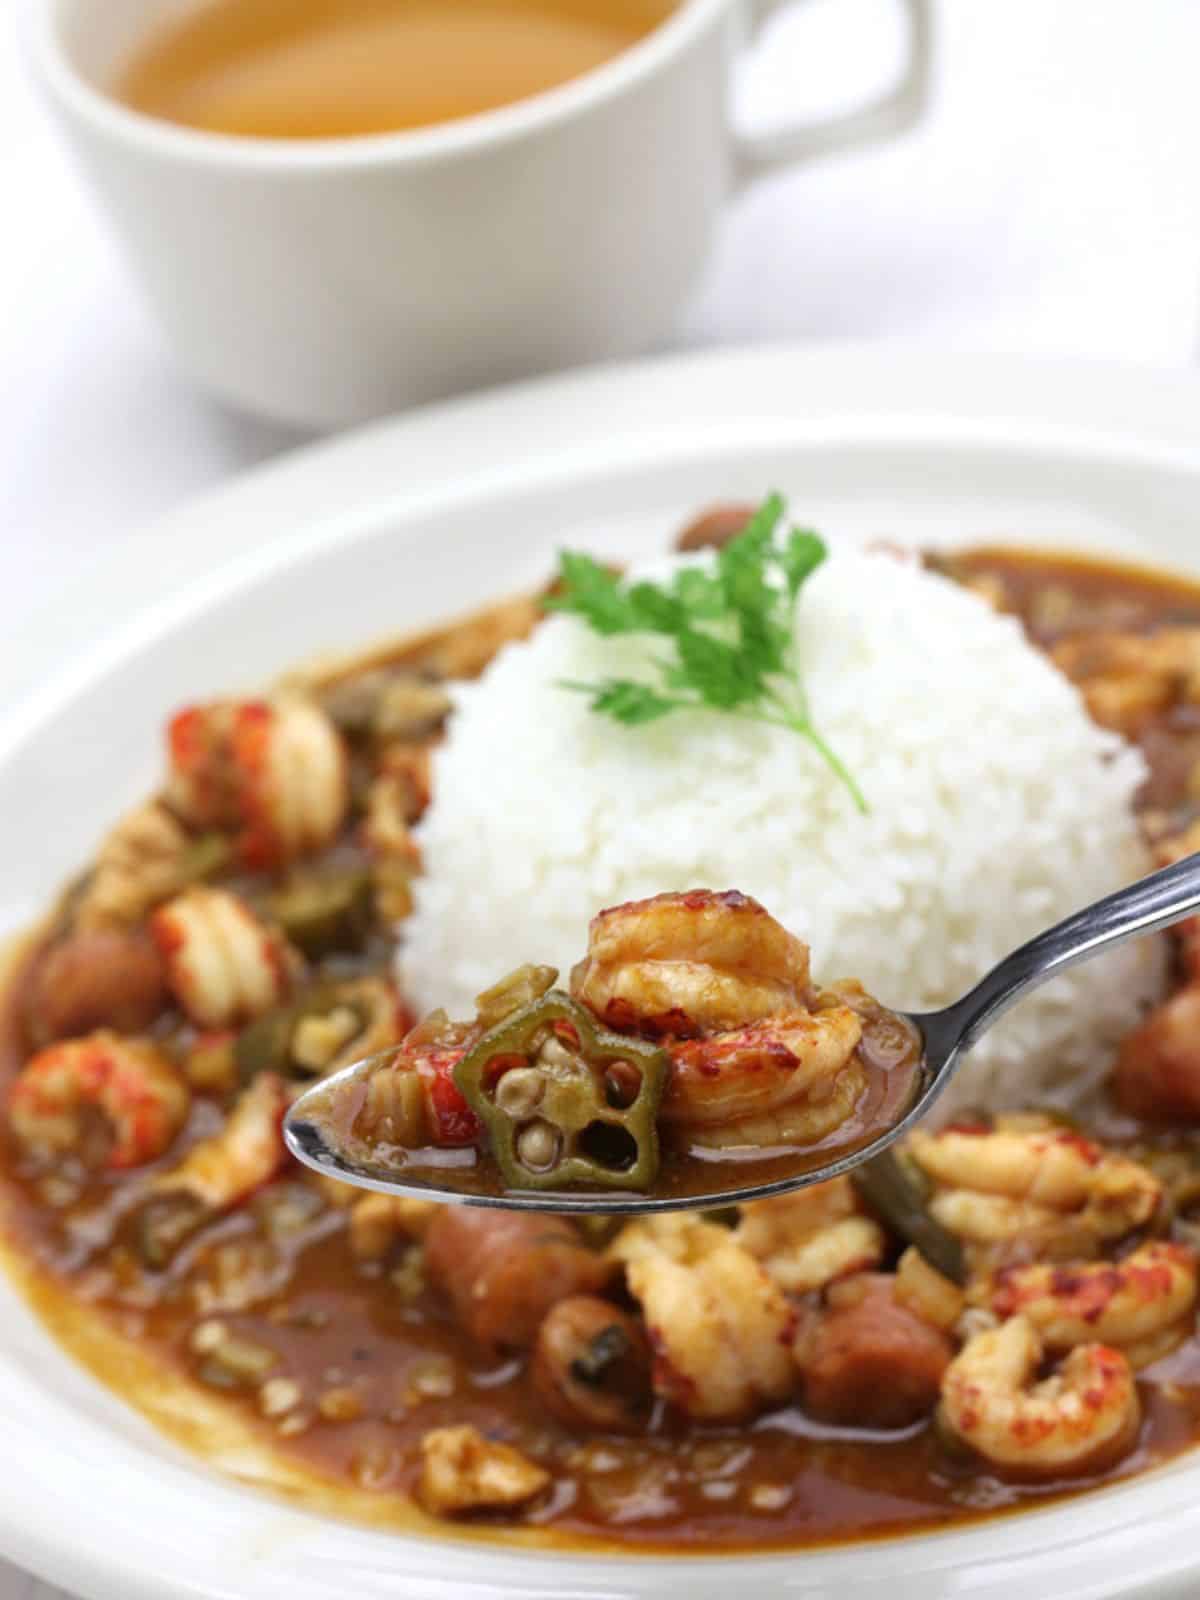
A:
[[2, 0, 1200, 1589], [4, 0, 1200, 614]]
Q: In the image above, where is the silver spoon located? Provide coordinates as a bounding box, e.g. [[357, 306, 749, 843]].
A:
[[284, 853, 1200, 1226]]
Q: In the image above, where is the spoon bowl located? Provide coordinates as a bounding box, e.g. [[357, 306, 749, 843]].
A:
[[284, 851, 1200, 1217]]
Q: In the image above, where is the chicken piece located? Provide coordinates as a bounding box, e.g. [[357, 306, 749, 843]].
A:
[[290, 978, 406, 1076], [424, 1208, 610, 1352], [795, 1274, 954, 1428], [73, 803, 195, 930], [24, 926, 168, 1046], [183, 1031, 239, 1095], [154, 1073, 287, 1210], [735, 1178, 886, 1293], [609, 1214, 795, 1421], [417, 1425, 549, 1516]]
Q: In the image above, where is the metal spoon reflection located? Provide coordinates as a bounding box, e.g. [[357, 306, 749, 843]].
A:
[[285, 853, 1200, 1221]]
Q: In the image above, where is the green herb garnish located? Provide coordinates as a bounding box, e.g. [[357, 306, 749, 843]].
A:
[[544, 493, 867, 812]]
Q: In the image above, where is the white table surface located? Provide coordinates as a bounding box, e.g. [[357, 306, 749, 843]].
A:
[[3, 0, 1200, 1595]]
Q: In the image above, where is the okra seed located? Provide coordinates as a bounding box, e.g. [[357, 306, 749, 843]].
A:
[[495, 1067, 546, 1119], [517, 1119, 562, 1172]]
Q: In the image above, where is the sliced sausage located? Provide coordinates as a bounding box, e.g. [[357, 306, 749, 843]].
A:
[[531, 1296, 651, 1430], [424, 1208, 610, 1352], [25, 927, 169, 1045], [675, 504, 757, 553], [1113, 988, 1200, 1120], [796, 1273, 954, 1429]]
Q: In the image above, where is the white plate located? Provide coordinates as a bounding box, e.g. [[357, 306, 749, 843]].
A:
[[3, 344, 1200, 1600]]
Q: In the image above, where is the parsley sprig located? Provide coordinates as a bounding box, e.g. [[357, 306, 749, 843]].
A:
[[543, 494, 867, 813]]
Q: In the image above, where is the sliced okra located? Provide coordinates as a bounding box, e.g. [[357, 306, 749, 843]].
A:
[[453, 991, 667, 1193]]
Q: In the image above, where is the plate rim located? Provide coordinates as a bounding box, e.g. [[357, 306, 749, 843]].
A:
[[6, 340, 1200, 721], [5, 343, 1200, 1600]]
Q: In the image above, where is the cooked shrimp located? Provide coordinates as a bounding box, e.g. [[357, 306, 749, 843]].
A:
[[571, 889, 810, 1036], [570, 890, 866, 1148], [735, 1177, 886, 1293], [166, 696, 348, 868], [151, 887, 296, 1028], [1083, 1155, 1167, 1239], [983, 1241, 1197, 1367], [927, 1191, 1069, 1244], [9, 1032, 188, 1169], [609, 1214, 795, 1420], [154, 1073, 288, 1209], [664, 1013, 865, 1147], [894, 1245, 967, 1332], [911, 1127, 1108, 1209], [908, 1127, 1162, 1248], [690, 1078, 867, 1151], [939, 1315, 1140, 1475]]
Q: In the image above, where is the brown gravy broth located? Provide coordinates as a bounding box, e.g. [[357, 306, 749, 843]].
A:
[[942, 547, 1200, 821], [5, 545, 1200, 1551], [114, 0, 675, 140]]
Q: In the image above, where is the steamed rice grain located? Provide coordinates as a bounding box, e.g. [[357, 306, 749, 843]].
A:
[[402, 548, 1163, 1117]]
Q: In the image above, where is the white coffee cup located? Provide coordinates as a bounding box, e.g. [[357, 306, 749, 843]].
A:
[[28, 0, 933, 429]]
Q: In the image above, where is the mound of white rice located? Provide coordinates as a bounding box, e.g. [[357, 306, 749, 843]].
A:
[[402, 546, 1163, 1116]]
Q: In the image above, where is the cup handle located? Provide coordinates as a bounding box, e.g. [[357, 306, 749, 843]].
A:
[[733, 0, 934, 183]]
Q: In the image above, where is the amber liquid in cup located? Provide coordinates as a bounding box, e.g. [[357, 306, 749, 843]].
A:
[[113, 0, 674, 139]]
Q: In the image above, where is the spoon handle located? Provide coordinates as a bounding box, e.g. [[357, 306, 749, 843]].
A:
[[932, 851, 1200, 1063]]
